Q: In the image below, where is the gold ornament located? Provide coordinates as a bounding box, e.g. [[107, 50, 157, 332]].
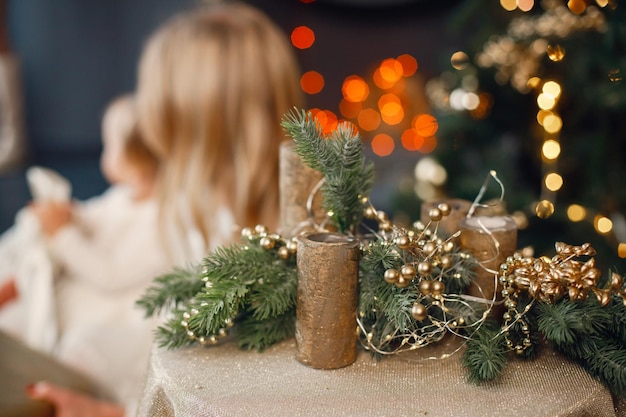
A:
[[411, 302, 428, 321], [431, 280, 445, 296], [437, 202, 451, 216], [400, 264, 417, 280], [440, 254, 452, 269], [419, 279, 432, 295], [417, 261, 432, 276], [396, 277, 410, 288], [260, 236, 275, 250], [422, 241, 437, 256], [384, 268, 400, 284], [363, 206, 376, 219], [395, 234, 411, 249], [428, 207, 443, 222], [277, 246, 290, 260]]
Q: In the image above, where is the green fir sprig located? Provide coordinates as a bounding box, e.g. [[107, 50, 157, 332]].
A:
[[281, 108, 375, 234]]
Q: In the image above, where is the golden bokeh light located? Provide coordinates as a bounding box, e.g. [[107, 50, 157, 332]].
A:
[[380, 102, 404, 125], [373, 68, 395, 90], [537, 93, 556, 110], [594, 215, 613, 234], [567, 204, 586, 222], [300, 71, 324, 95], [397, 54, 418, 77], [291, 26, 315, 50], [595, 0, 609, 6], [546, 44, 566, 62], [401, 128, 424, 151], [543, 113, 563, 134], [339, 99, 362, 119], [413, 114, 438, 137], [542, 81, 562, 99], [536, 110, 552, 126], [357, 108, 381, 131], [535, 200, 555, 218], [568, 0, 586, 14], [517, 0, 534, 12], [342, 76, 369, 103], [500, 0, 517, 10], [527, 77, 542, 89], [618, 243, 626, 259], [450, 51, 470, 70], [371, 133, 395, 157], [544, 172, 563, 191], [542, 139, 561, 160], [608, 69, 623, 83]]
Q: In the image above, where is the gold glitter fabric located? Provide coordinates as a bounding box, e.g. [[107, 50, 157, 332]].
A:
[[137, 337, 623, 417]]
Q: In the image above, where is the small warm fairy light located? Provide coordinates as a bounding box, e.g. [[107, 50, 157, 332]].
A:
[[537, 93, 556, 110], [537, 110, 551, 126], [401, 128, 424, 151], [542, 81, 562, 99], [300, 71, 324, 95], [342, 76, 369, 103], [546, 44, 566, 62], [568, 0, 586, 14], [357, 108, 381, 131], [413, 114, 438, 137], [535, 200, 555, 219], [450, 51, 470, 70], [517, 0, 534, 12], [543, 113, 563, 133], [371, 133, 395, 157], [567, 204, 586, 222], [594, 215, 613, 234], [462, 92, 480, 110], [397, 54, 418, 77], [500, 0, 517, 11], [618, 243, 626, 259], [608, 69, 622, 83], [544, 172, 563, 191], [542, 139, 561, 160], [527, 76, 542, 89], [339, 99, 362, 119], [291, 26, 315, 50]]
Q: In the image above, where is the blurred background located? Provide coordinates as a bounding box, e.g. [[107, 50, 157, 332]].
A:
[[1, 0, 624, 272]]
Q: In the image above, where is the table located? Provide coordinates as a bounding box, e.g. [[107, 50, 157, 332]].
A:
[[137, 336, 625, 417]]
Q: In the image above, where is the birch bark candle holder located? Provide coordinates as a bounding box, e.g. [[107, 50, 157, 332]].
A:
[[459, 215, 518, 306], [295, 232, 360, 369]]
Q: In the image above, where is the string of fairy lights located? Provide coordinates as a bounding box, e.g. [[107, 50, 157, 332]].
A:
[[288, 0, 624, 260]]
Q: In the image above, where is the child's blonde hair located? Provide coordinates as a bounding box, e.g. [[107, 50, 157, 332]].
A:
[[136, 2, 303, 256], [102, 94, 158, 181]]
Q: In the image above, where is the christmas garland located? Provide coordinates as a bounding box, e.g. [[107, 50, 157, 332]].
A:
[[137, 108, 626, 398]]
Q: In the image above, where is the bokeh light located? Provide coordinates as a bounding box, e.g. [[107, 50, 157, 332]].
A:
[[542, 81, 561, 99], [378, 58, 403, 85], [543, 113, 562, 133], [518, 0, 534, 12], [291, 26, 315, 49], [537, 93, 556, 110], [546, 44, 566, 62], [535, 200, 555, 218], [342, 76, 369, 103], [420, 136, 438, 154], [595, 215, 613, 234], [618, 243, 626, 259], [357, 108, 381, 131], [544, 172, 563, 191], [310, 108, 338, 135], [413, 114, 438, 137], [378, 94, 404, 125], [568, 0, 586, 14], [401, 129, 425, 151], [450, 51, 469, 70], [567, 204, 586, 222], [371, 133, 395, 157], [542, 139, 561, 160], [339, 99, 362, 119], [500, 0, 517, 11], [397, 54, 418, 77], [300, 71, 324, 95], [415, 157, 447, 185]]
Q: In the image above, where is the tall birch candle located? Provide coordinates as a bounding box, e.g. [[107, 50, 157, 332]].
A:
[[295, 232, 360, 369]]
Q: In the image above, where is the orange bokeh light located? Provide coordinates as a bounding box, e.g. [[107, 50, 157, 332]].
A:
[[300, 71, 325, 94], [309, 108, 338, 136], [413, 114, 439, 137], [371, 133, 395, 157], [339, 99, 362, 119], [401, 129, 424, 151], [380, 102, 404, 125], [357, 108, 381, 131], [379, 58, 403, 85], [291, 26, 315, 49], [397, 54, 418, 77], [342, 76, 370, 103], [373, 68, 395, 90], [420, 136, 438, 154]]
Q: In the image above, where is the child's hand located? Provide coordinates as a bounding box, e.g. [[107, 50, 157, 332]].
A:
[[30, 201, 73, 237], [0, 277, 18, 308]]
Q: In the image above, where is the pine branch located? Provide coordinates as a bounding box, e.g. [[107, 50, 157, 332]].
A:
[[537, 297, 607, 348], [462, 323, 508, 383], [281, 107, 375, 233], [136, 265, 204, 317], [246, 266, 297, 321], [237, 310, 296, 352]]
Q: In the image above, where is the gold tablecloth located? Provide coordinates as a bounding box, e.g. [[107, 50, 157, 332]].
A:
[[137, 336, 623, 417]]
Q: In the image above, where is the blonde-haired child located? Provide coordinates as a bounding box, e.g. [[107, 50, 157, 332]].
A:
[[2, 94, 172, 415], [136, 1, 303, 263]]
